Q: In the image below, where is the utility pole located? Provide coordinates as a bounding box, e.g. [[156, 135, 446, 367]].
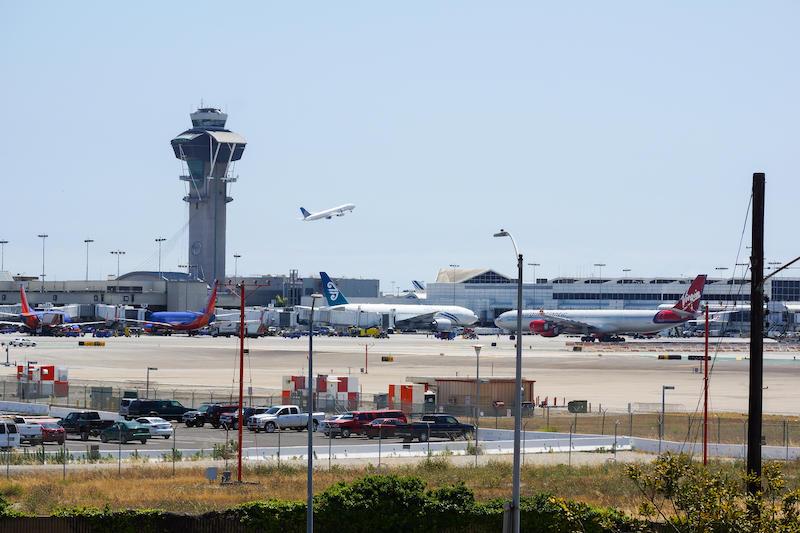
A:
[[747, 172, 765, 496], [703, 304, 709, 465]]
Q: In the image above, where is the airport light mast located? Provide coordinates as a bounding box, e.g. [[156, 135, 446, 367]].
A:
[[171, 108, 247, 283], [84, 239, 94, 282], [0, 240, 7, 271], [38, 234, 48, 292]]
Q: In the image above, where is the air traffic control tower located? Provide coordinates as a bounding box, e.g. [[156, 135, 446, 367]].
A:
[[171, 108, 246, 282]]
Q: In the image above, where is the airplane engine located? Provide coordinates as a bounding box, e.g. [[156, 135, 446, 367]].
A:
[[530, 319, 560, 337], [432, 318, 454, 332]]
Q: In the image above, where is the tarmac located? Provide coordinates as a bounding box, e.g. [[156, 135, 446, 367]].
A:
[[2, 332, 799, 414]]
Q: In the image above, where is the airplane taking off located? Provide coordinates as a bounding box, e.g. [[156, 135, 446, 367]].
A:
[[0, 286, 104, 334], [495, 274, 708, 342], [123, 282, 223, 333], [320, 272, 477, 331], [300, 204, 355, 221]]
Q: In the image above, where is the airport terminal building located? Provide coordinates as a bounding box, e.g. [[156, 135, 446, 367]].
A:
[[426, 268, 800, 331]]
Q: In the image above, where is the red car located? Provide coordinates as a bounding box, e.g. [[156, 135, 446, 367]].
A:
[[364, 418, 403, 439], [39, 422, 66, 445], [324, 410, 407, 438]]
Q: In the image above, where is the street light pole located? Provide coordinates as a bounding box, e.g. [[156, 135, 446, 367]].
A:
[[0, 240, 7, 271], [473, 344, 482, 467], [449, 264, 460, 305], [233, 254, 241, 279], [110, 250, 126, 279], [494, 229, 522, 533], [528, 263, 540, 307], [660, 385, 675, 453], [307, 293, 322, 533], [594, 263, 606, 309], [146, 367, 158, 399], [37, 234, 48, 292], [83, 239, 94, 282], [155, 238, 166, 280]]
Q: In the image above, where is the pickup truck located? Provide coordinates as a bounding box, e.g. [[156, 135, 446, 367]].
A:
[[247, 405, 326, 433], [9, 416, 44, 446], [395, 414, 475, 443], [58, 411, 116, 441]]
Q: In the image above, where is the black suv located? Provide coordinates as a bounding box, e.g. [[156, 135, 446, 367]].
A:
[[125, 399, 191, 421], [182, 403, 238, 428]]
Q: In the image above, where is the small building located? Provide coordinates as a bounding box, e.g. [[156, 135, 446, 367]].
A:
[[408, 376, 535, 416]]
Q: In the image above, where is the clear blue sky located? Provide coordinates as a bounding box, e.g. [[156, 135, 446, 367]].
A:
[[2, 2, 798, 290]]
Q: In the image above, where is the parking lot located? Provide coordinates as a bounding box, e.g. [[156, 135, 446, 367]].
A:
[[43, 422, 427, 454]]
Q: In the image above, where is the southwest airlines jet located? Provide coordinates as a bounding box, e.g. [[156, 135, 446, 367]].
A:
[[124, 282, 223, 333], [320, 272, 478, 331], [0, 286, 104, 334], [299, 204, 355, 221], [495, 274, 707, 341]]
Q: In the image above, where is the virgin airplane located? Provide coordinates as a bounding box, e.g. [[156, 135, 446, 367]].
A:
[[495, 274, 707, 341]]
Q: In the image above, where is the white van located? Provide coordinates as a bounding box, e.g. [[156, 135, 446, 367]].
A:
[[0, 420, 20, 449]]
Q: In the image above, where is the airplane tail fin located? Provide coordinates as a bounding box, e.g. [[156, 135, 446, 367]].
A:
[[673, 275, 707, 314], [300, 207, 312, 219], [19, 285, 31, 314], [412, 280, 426, 292], [319, 272, 348, 306], [202, 281, 219, 317]]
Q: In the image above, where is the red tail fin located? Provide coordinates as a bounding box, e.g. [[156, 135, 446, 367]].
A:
[[19, 285, 31, 314], [673, 275, 706, 314], [203, 281, 218, 317]]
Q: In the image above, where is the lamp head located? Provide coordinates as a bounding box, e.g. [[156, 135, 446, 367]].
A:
[[493, 229, 509, 238]]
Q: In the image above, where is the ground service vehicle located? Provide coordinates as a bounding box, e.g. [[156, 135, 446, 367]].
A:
[[9, 416, 43, 445], [135, 417, 173, 439], [99, 421, 150, 444], [323, 410, 407, 438], [59, 411, 115, 441], [247, 405, 326, 433], [364, 418, 404, 439], [395, 414, 475, 443], [183, 403, 238, 428], [124, 399, 191, 421]]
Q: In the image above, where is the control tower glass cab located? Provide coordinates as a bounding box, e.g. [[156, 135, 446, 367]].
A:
[[171, 108, 247, 283]]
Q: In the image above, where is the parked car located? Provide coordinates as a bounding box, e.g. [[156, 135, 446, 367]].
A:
[[38, 422, 66, 445], [247, 405, 326, 433], [0, 420, 20, 450], [9, 416, 43, 446], [364, 418, 404, 439], [124, 399, 191, 421], [323, 410, 407, 438], [219, 407, 270, 430], [134, 417, 173, 439], [9, 338, 36, 347], [395, 414, 475, 443], [182, 403, 238, 428], [99, 420, 150, 444], [58, 411, 115, 441]]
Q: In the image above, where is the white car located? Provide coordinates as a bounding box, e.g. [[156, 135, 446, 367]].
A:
[[135, 417, 173, 439], [8, 338, 36, 348]]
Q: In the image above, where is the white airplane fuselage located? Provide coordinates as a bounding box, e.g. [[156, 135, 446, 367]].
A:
[[328, 303, 478, 328], [495, 309, 693, 335], [302, 204, 355, 221]]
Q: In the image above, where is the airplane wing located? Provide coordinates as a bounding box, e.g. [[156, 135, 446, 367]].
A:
[[531, 312, 594, 333], [53, 321, 108, 328], [0, 321, 23, 326], [119, 318, 176, 328], [0, 312, 20, 317]]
